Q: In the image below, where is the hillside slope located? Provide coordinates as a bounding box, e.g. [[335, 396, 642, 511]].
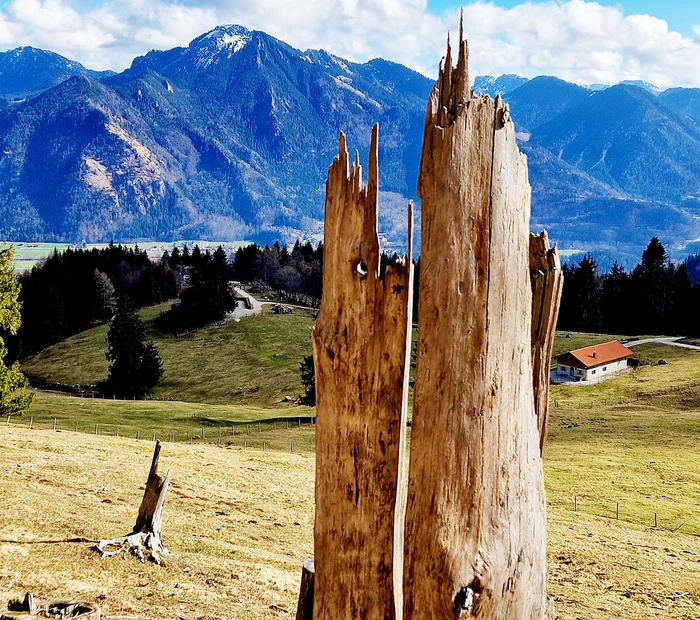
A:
[[21, 304, 315, 407], [2, 374, 699, 619], [530, 85, 700, 204]]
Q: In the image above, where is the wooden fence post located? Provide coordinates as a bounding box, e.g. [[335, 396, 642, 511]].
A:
[[403, 23, 557, 618], [310, 124, 413, 620]]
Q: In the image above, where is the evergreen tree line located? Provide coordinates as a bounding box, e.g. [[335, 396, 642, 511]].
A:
[[231, 241, 416, 308], [232, 240, 324, 301], [164, 245, 237, 330], [12, 244, 179, 358], [559, 238, 700, 336]]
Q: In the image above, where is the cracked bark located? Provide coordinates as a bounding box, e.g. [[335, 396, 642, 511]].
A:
[[402, 22, 559, 619], [311, 124, 414, 620]]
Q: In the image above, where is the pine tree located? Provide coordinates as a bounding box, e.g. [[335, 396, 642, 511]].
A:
[[173, 246, 236, 329], [0, 246, 34, 415], [600, 262, 629, 334], [559, 254, 602, 332], [94, 269, 117, 323], [299, 355, 316, 406], [631, 237, 675, 334], [106, 299, 164, 397], [671, 264, 694, 336]]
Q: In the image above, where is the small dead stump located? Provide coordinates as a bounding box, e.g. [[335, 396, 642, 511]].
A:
[[96, 441, 171, 565], [2, 592, 99, 619], [295, 559, 315, 620]]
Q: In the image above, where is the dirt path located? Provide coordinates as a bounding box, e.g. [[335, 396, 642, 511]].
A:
[[227, 288, 316, 321], [625, 336, 700, 351], [228, 287, 265, 320]]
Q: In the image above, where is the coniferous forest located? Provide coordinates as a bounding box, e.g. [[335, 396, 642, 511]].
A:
[[8, 235, 700, 370], [13, 244, 179, 359], [558, 237, 700, 336]]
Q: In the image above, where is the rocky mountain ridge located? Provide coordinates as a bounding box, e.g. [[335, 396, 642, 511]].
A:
[[2, 27, 700, 261]]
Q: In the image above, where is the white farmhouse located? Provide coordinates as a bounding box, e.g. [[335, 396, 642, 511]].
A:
[[556, 340, 633, 382]]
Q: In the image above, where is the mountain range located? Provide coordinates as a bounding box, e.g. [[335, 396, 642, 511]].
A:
[[1, 26, 700, 263]]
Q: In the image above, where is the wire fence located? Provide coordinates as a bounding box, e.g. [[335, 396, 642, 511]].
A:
[[561, 495, 699, 537], [5, 415, 698, 537], [3, 413, 316, 454], [551, 379, 700, 410]]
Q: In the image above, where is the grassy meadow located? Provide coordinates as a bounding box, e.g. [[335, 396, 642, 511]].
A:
[[1, 399, 699, 619], [551, 330, 628, 358], [5, 309, 700, 618], [22, 304, 316, 407]]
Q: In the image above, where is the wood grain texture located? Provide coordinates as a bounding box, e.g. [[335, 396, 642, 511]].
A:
[[312, 124, 414, 620], [530, 231, 563, 456], [403, 26, 554, 619]]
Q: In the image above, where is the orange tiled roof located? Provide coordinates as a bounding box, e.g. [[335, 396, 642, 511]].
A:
[[557, 340, 633, 369]]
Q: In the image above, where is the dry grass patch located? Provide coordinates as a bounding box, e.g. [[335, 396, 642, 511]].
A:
[[0, 426, 313, 619], [1, 424, 699, 619], [548, 510, 700, 619]]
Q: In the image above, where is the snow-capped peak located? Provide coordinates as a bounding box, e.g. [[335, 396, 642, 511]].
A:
[[190, 24, 252, 67], [202, 25, 251, 50], [617, 80, 662, 95], [193, 25, 252, 67]]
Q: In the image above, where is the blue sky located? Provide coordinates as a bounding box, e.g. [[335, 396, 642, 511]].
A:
[[0, 0, 699, 88]]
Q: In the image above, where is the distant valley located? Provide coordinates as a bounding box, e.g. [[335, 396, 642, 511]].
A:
[[2, 26, 700, 263]]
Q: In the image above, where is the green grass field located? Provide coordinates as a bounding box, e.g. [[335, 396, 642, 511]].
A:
[[21, 391, 316, 453], [22, 304, 316, 407], [20, 305, 317, 451], [551, 331, 628, 358], [22, 311, 700, 536], [552, 342, 700, 407]]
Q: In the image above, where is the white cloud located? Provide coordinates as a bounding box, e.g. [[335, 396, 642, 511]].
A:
[[458, 1, 700, 88], [0, 0, 700, 89]]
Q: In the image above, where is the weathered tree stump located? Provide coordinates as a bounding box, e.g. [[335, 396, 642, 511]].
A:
[[311, 124, 414, 619], [402, 21, 559, 619], [96, 441, 171, 565], [299, 19, 560, 620], [2, 592, 100, 619]]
